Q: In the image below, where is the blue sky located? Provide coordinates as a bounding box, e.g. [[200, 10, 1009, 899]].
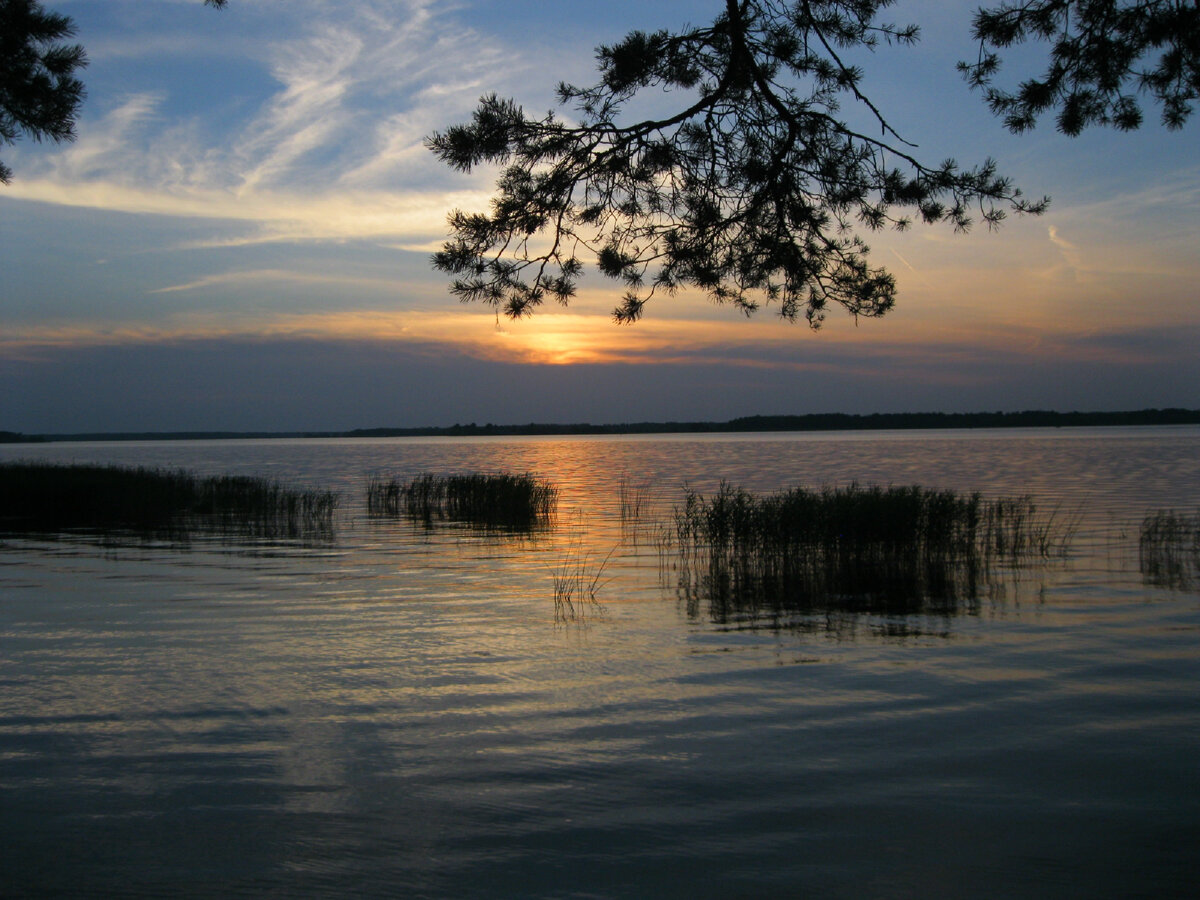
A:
[[2, 0, 1197, 432]]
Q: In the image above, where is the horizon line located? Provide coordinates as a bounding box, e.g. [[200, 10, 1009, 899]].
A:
[[4, 408, 1199, 444]]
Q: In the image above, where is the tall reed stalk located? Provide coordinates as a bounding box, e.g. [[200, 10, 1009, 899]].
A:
[[618, 473, 651, 525]]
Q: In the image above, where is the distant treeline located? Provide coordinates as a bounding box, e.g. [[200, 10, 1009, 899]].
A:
[[4, 409, 1198, 443], [0, 431, 47, 444], [348, 408, 1200, 437]]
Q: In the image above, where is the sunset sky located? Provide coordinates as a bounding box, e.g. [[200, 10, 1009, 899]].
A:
[[2, 0, 1197, 433]]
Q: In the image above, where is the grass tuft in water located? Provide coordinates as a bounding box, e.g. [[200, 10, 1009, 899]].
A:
[[1140, 509, 1200, 590], [672, 482, 1074, 621], [0, 462, 338, 540], [367, 472, 557, 532], [551, 536, 614, 623]]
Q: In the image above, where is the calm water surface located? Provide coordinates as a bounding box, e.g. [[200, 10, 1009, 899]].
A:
[[2, 428, 1198, 897]]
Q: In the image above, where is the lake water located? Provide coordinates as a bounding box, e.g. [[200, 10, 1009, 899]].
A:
[[2, 428, 1198, 898]]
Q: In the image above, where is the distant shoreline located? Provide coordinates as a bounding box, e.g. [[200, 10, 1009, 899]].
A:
[[3, 408, 1199, 444]]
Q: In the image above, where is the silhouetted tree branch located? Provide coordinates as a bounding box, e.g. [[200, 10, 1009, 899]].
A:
[[429, 0, 1047, 326], [0, 0, 224, 184], [961, 0, 1200, 134], [0, 0, 86, 183]]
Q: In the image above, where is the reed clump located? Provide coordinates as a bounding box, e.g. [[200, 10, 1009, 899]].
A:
[[367, 472, 557, 532], [1140, 509, 1200, 589], [673, 482, 1073, 621], [0, 462, 338, 540]]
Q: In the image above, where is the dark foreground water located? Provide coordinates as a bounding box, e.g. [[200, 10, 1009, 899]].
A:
[[2, 428, 1198, 897]]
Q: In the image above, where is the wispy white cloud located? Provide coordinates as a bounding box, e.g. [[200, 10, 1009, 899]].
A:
[[147, 267, 411, 295], [4, 174, 495, 244], [51, 92, 165, 179], [9, 0, 525, 241], [1045, 224, 1083, 280], [232, 25, 363, 194]]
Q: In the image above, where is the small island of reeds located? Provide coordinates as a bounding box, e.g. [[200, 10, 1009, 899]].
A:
[[367, 472, 558, 532], [0, 462, 338, 540], [671, 482, 1076, 622]]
